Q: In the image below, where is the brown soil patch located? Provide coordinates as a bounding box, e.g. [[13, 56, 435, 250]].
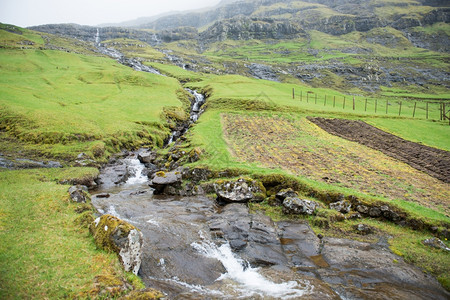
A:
[[308, 117, 450, 184]]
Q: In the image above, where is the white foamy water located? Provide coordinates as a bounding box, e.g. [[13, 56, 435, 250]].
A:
[[191, 236, 312, 299], [125, 158, 148, 185]]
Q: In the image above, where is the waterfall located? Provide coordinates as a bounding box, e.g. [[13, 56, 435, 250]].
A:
[[95, 28, 100, 45], [166, 89, 206, 145]]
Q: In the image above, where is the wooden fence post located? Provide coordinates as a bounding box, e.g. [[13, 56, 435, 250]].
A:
[[365, 98, 367, 112], [426, 102, 429, 119], [307, 93, 309, 103], [315, 94, 317, 104], [375, 99, 378, 113], [353, 96, 355, 111], [343, 97, 346, 109], [292, 88, 295, 100], [324, 95, 327, 106], [413, 102, 416, 118], [333, 96, 336, 108], [440, 102, 443, 121], [398, 101, 402, 116], [386, 99, 388, 114]]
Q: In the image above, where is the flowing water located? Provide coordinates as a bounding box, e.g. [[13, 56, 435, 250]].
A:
[[92, 157, 315, 299]]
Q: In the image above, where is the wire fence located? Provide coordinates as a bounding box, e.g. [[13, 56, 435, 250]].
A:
[[292, 89, 450, 124]]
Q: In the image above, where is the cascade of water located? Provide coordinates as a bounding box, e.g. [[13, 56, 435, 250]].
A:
[[95, 28, 100, 45], [125, 157, 148, 185], [166, 89, 206, 145], [191, 234, 312, 299]]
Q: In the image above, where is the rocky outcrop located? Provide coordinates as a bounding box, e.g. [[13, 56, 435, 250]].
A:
[[149, 171, 182, 194], [90, 214, 144, 275], [214, 178, 266, 203], [329, 200, 351, 214], [68, 185, 90, 203], [423, 237, 450, 251], [282, 197, 320, 215], [137, 149, 156, 164]]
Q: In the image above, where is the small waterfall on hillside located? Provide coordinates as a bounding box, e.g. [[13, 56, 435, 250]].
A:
[[95, 28, 100, 45], [166, 88, 206, 145], [94, 30, 161, 75]]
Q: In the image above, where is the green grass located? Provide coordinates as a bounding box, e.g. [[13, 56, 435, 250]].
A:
[[366, 118, 450, 151], [0, 48, 185, 159], [188, 74, 447, 122], [0, 168, 141, 298]]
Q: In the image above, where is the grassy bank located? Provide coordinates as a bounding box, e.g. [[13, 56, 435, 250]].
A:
[[0, 168, 144, 298]]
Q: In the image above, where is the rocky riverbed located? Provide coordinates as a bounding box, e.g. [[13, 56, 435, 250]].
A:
[[90, 153, 449, 299]]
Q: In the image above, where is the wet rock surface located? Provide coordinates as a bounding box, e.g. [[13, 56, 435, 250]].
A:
[[0, 154, 62, 170]]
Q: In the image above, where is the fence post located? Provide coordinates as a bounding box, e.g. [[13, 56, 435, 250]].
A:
[[413, 102, 416, 118], [353, 96, 355, 111], [375, 99, 378, 113], [292, 88, 295, 100], [315, 94, 317, 104], [426, 102, 429, 119], [307, 93, 309, 103], [386, 99, 388, 114], [440, 102, 443, 121], [324, 95, 327, 106], [399, 101, 402, 116], [333, 96, 336, 108], [343, 97, 346, 109], [365, 98, 367, 112]]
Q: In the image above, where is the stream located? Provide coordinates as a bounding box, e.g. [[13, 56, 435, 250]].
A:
[[90, 29, 448, 299]]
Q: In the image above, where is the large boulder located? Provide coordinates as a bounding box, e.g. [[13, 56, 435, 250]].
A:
[[214, 178, 266, 203], [137, 149, 156, 164], [149, 171, 182, 194], [90, 215, 144, 275], [68, 185, 90, 203], [282, 197, 319, 215]]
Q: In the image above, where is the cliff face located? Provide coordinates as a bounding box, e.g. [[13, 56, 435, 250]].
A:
[[200, 17, 307, 42]]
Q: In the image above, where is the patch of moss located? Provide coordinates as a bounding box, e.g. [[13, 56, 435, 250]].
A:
[[74, 211, 95, 228], [123, 288, 165, 300], [90, 214, 137, 254], [155, 171, 166, 178]]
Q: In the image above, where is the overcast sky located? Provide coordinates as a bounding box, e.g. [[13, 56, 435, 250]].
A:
[[0, 0, 222, 27]]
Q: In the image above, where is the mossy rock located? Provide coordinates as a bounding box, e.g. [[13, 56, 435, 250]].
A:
[[90, 215, 144, 275]]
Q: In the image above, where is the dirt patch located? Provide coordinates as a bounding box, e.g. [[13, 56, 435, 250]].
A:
[[308, 117, 450, 184]]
